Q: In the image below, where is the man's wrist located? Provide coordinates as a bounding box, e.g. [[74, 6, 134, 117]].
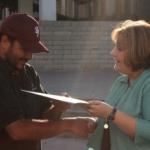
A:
[[61, 118, 76, 132]]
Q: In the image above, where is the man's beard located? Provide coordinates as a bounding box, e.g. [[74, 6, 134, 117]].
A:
[[5, 50, 27, 70]]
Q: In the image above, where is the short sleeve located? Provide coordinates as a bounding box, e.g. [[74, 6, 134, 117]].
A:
[[134, 80, 150, 144], [26, 64, 47, 93], [135, 119, 150, 144], [25, 65, 52, 113]]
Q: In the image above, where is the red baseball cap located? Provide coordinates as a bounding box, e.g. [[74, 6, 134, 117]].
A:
[[0, 13, 48, 53]]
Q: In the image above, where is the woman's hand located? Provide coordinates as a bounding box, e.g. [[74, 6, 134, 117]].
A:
[[88, 101, 136, 139], [87, 100, 113, 118]]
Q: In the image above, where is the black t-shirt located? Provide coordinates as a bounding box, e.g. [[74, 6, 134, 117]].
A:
[[0, 59, 52, 130]]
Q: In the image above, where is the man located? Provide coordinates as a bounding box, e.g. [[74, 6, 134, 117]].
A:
[[0, 13, 96, 150]]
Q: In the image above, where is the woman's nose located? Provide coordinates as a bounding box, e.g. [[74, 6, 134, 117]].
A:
[[110, 47, 116, 56]]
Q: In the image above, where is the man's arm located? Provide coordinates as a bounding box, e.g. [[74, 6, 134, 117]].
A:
[[6, 118, 97, 141]]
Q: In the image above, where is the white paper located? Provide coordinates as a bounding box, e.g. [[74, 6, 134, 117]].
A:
[[21, 90, 88, 104]]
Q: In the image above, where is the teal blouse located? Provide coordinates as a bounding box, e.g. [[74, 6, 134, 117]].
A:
[[86, 69, 150, 150]]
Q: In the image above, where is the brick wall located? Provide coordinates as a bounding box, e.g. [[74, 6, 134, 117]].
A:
[[31, 21, 118, 71]]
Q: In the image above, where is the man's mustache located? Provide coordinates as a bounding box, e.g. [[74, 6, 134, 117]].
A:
[[19, 58, 29, 62]]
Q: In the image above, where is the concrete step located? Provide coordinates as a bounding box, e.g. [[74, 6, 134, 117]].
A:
[[31, 21, 118, 71]]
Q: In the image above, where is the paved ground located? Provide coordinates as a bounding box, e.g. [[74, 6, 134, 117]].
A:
[[38, 69, 118, 150]]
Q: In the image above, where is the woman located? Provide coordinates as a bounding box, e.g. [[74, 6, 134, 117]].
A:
[[86, 20, 150, 150]]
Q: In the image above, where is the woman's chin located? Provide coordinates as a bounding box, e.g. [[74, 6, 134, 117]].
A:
[[114, 65, 123, 74], [114, 65, 127, 75], [114, 64, 119, 72]]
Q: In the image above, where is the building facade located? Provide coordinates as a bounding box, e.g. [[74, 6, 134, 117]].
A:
[[0, 0, 150, 21]]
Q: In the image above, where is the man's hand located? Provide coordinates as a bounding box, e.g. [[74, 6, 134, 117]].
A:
[[42, 101, 70, 120], [64, 117, 97, 138], [52, 91, 71, 113], [52, 101, 71, 113], [42, 92, 71, 120]]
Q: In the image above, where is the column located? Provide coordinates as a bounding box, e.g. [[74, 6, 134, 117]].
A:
[[66, 0, 73, 17], [88, 0, 92, 19], [130, 0, 138, 19], [61, 0, 66, 15], [101, 0, 106, 20], [93, 0, 100, 20], [18, 0, 33, 16], [3, 8, 10, 19], [74, 0, 79, 18], [39, 0, 56, 21], [105, 0, 116, 18]]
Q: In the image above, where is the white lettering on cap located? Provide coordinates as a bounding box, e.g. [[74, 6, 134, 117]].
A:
[[35, 26, 39, 37]]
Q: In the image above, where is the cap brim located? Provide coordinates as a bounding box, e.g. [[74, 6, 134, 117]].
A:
[[20, 40, 49, 53]]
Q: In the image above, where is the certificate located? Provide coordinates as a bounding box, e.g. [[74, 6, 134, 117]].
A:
[[21, 90, 88, 105]]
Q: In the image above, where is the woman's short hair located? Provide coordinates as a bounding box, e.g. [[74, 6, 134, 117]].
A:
[[111, 20, 150, 70]]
